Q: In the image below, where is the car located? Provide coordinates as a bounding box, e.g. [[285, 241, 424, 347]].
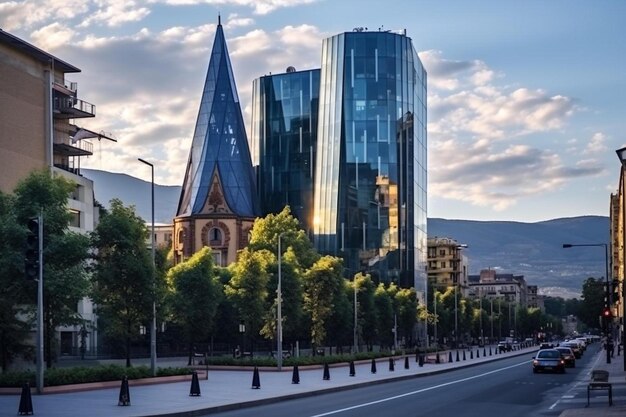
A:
[[554, 346, 576, 367], [539, 342, 553, 349], [561, 341, 582, 359], [532, 349, 566, 374]]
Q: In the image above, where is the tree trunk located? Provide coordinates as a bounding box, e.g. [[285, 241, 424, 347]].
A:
[[187, 341, 193, 366]]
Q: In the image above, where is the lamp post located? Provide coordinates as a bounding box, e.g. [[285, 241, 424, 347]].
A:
[[138, 158, 157, 376], [239, 322, 245, 357], [277, 233, 284, 371], [615, 146, 626, 371], [353, 276, 358, 354], [454, 244, 468, 348], [563, 242, 610, 364]]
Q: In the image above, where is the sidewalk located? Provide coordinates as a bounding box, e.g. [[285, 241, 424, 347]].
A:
[[559, 346, 626, 417], [1, 345, 535, 417]]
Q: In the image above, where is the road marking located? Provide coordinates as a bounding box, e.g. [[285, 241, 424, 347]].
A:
[[309, 361, 529, 417]]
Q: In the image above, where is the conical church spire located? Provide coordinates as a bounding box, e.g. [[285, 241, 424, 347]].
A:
[[176, 19, 258, 218]]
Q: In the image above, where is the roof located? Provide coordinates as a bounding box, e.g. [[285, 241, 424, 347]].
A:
[[0, 29, 80, 73], [176, 20, 258, 218]]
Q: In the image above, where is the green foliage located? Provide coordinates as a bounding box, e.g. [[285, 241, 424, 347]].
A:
[[167, 247, 223, 361], [303, 256, 344, 347], [91, 199, 154, 367], [225, 248, 272, 343], [0, 365, 192, 387], [374, 283, 394, 348], [578, 277, 605, 329], [11, 171, 91, 368]]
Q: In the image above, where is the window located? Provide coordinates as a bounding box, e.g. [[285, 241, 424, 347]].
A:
[[212, 251, 223, 266], [69, 210, 80, 228], [440, 261, 446, 269], [209, 228, 223, 246]]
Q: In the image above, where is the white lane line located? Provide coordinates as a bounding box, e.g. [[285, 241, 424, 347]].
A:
[[309, 361, 529, 417]]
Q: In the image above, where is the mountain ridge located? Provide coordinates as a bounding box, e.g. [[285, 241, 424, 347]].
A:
[[82, 169, 607, 298]]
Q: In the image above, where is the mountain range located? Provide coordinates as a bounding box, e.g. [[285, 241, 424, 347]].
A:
[[82, 169, 608, 299]]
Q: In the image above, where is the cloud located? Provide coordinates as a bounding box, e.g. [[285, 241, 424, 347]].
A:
[[79, 0, 151, 28], [157, 0, 319, 15], [423, 49, 602, 212], [0, 0, 89, 31], [30, 22, 76, 50], [585, 132, 607, 153]]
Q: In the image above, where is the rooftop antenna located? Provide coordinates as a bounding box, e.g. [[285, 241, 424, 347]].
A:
[[218, 13, 221, 26]]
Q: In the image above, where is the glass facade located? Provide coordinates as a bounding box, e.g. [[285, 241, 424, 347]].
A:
[[251, 69, 320, 234], [313, 31, 427, 295], [177, 22, 258, 218]]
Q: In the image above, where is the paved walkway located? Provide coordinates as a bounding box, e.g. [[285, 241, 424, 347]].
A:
[[1, 345, 533, 417]]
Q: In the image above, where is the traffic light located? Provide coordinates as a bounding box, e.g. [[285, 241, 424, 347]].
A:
[[602, 307, 612, 319], [24, 217, 40, 280]]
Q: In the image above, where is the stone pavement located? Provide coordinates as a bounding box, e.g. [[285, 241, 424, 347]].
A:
[[1, 345, 535, 417]]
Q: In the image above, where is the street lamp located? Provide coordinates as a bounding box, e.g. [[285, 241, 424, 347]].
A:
[[277, 235, 283, 369], [138, 158, 157, 376], [353, 276, 358, 354], [615, 146, 626, 371], [563, 242, 610, 364], [238, 322, 245, 357], [454, 244, 468, 349]]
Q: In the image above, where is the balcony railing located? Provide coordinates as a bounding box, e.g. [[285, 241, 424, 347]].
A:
[[53, 96, 96, 118]]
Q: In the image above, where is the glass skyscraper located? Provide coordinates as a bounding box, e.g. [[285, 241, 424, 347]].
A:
[[251, 68, 320, 234], [313, 30, 427, 296]]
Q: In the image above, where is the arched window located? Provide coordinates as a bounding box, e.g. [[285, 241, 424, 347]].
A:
[[177, 228, 186, 247], [209, 228, 222, 246]]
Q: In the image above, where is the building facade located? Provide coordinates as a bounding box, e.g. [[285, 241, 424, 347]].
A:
[[610, 168, 624, 344], [250, 67, 320, 235], [468, 269, 530, 307], [312, 29, 427, 294], [0, 29, 114, 358], [427, 237, 469, 296], [174, 18, 259, 266]]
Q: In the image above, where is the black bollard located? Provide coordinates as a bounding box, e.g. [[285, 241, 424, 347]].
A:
[[436, 352, 440, 364], [463, 350, 466, 360], [18, 382, 33, 415], [349, 360, 356, 377], [323, 363, 330, 380], [189, 371, 201, 396], [118, 376, 131, 406], [251, 366, 261, 389], [489, 347, 492, 356], [470, 350, 473, 359], [448, 352, 453, 363], [456, 350, 460, 362], [389, 357, 395, 372], [477, 349, 480, 358], [371, 358, 377, 374], [483, 347, 486, 357], [418, 354, 424, 367], [404, 356, 410, 369], [292, 365, 300, 384], [415, 349, 420, 363]]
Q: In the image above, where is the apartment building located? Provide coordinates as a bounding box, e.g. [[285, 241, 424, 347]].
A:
[[468, 269, 530, 307], [0, 29, 114, 357], [427, 237, 469, 296]]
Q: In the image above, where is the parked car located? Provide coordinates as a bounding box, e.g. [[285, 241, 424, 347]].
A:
[[532, 349, 566, 374], [539, 342, 553, 349], [554, 346, 576, 367]]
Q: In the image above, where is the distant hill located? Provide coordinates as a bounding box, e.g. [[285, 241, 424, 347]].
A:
[[82, 169, 608, 298], [82, 169, 181, 224]]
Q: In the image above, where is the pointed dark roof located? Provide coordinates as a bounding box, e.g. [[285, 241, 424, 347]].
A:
[[176, 20, 258, 218]]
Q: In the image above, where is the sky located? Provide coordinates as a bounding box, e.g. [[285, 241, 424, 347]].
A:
[[2, 0, 625, 222]]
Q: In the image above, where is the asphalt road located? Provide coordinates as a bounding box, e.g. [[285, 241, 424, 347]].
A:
[[209, 345, 605, 417]]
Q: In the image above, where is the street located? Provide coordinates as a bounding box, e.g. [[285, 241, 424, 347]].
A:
[[209, 345, 615, 417]]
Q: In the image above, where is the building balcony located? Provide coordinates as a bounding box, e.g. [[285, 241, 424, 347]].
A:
[[53, 135, 93, 157], [53, 96, 96, 119]]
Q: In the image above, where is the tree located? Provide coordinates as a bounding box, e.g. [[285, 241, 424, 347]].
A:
[[13, 170, 90, 368], [374, 283, 394, 349], [167, 247, 222, 365], [578, 277, 605, 330], [394, 287, 418, 347], [225, 248, 272, 353], [303, 256, 344, 349], [0, 191, 31, 371], [91, 199, 154, 367], [354, 273, 377, 350], [325, 279, 352, 353]]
